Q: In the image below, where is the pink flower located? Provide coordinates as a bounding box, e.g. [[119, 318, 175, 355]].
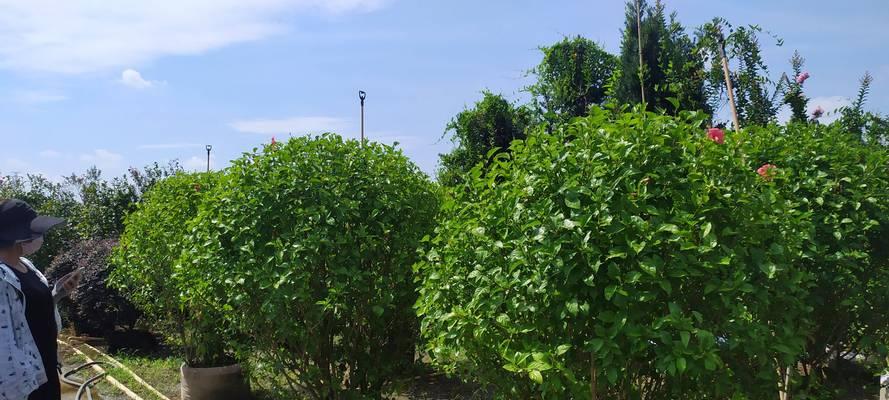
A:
[[812, 106, 824, 119], [796, 71, 810, 85], [757, 164, 777, 181], [707, 128, 725, 144], [271, 136, 277, 145]]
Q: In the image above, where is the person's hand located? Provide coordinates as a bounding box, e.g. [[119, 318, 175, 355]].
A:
[[53, 269, 82, 302]]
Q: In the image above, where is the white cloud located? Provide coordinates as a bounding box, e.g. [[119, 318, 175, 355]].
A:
[[139, 143, 205, 150], [39, 149, 61, 158], [184, 154, 216, 172], [79, 149, 124, 169], [0, 0, 390, 74], [809, 96, 852, 124], [13, 90, 67, 104], [120, 69, 158, 89], [230, 116, 350, 135], [2, 158, 30, 172], [776, 96, 852, 124]]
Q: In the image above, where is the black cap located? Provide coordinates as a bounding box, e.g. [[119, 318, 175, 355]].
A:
[[0, 199, 65, 245]]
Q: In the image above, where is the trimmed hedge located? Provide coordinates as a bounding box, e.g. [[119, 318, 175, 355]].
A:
[[416, 109, 812, 399], [179, 135, 439, 398], [111, 172, 224, 365]]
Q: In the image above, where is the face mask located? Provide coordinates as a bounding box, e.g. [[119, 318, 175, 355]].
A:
[[21, 236, 44, 256]]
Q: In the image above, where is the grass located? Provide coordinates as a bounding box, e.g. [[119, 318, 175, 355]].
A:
[[59, 341, 182, 400]]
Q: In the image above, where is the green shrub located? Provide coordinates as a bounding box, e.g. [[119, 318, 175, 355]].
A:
[[111, 172, 223, 365], [415, 109, 811, 399], [741, 122, 889, 393], [46, 238, 139, 336], [181, 135, 439, 398]]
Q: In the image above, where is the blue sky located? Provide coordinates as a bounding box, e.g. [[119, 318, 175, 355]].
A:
[[1, 0, 887, 180]]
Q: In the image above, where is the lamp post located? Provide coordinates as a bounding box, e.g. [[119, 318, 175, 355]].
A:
[[205, 144, 212, 172], [358, 90, 366, 145]]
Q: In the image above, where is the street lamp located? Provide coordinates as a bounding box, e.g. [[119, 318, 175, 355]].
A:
[[205, 144, 212, 172], [358, 90, 366, 144]]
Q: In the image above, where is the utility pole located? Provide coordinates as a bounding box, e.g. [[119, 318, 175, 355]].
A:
[[205, 144, 212, 172], [359, 90, 367, 145]]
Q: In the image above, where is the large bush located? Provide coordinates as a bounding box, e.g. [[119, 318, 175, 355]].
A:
[[180, 135, 439, 398], [46, 238, 139, 336], [741, 122, 889, 394], [416, 109, 812, 399], [111, 172, 220, 364]]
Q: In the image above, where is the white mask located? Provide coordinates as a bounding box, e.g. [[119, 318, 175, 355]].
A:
[[21, 236, 44, 256]]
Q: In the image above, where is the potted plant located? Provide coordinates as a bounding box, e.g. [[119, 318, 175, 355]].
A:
[[112, 172, 250, 400]]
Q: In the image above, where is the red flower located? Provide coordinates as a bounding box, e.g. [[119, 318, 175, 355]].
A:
[[193, 183, 201, 192], [707, 128, 725, 144], [757, 164, 777, 181]]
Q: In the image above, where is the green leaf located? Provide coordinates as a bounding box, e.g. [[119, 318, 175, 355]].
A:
[[556, 344, 571, 355], [605, 285, 619, 300], [704, 358, 716, 371], [565, 191, 581, 209], [668, 302, 681, 316], [606, 368, 618, 385], [529, 370, 543, 384], [659, 224, 680, 234], [680, 331, 691, 347], [566, 300, 580, 315], [528, 360, 552, 372], [590, 338, 605, 352], [676, 357, 687, 373], [659, 280, 672, 294], [606, 250, 627, 260]]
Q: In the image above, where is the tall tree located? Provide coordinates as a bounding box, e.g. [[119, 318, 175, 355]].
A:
[[437, 92, 532, 186], [839, 72, 889, 145], [781, 51, 810, 123], [613, 0, 709, 114], [527, 36, 616, 125], [613, 0, 662, 109], [698, 18, 782, 127]]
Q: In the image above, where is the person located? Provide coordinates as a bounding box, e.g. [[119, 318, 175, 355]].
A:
[[0, 199, 80, 400]]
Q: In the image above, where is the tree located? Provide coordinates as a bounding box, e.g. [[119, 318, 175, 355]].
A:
[[613, 0, 663, 109], [659, 11, 711, 114], [612, 1, 709, 114], [0, 173, 81, 268], [65, 162, 182, 239], [437, 92, 532, 186], [780, 51, 810, 123], [698, 19, 782, 127], [838, 72, 889, 146], [527, 36, 617, 123]]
